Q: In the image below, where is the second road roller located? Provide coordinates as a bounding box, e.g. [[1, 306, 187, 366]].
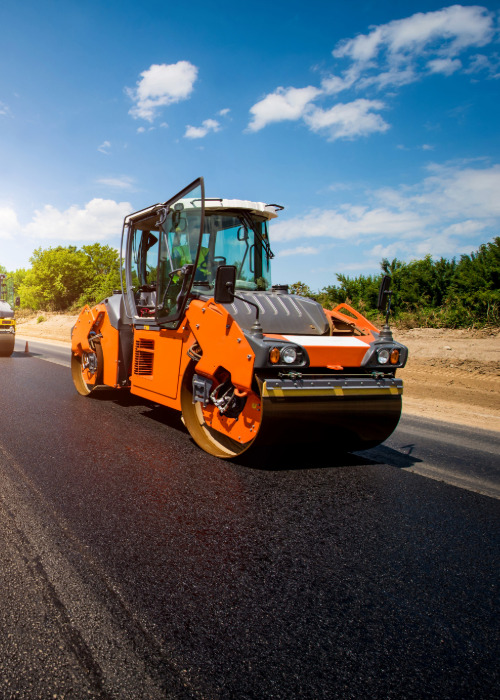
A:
[[0, 273, 18, 357], [71, 177, 408, 458]]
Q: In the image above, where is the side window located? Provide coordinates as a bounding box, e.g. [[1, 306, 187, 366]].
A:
[[131, 229, 159, 317], [132, 229, 159, 287]]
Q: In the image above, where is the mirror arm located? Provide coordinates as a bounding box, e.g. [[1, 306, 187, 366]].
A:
[[384, 290, 393, 326]]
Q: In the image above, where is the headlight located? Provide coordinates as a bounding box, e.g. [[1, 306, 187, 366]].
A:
[[377, 348, 390, 364], [281, 346, 297, 364], [268, 344, 304, 366]]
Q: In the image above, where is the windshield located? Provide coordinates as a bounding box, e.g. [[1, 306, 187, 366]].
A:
[[0, 274, 15, 307], [157, 209, 272, 302], [205, 211, 272, 291]]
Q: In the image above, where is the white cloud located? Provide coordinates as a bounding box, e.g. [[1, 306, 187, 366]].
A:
[[331, 5, 494, 90], [184, 118, 220, 139], [0, 206, 21, 239], [278, 246, 319, 257], [304, 98, 389, 141], [0, 102, 11, 117], [272, 205, 422, 243], [97, 177, 135, 190], [356, 67, 417, 90], [410, 163, 500, 218], [427, 57, 462, 75], [334, 6, 493, 64], [272, 163, 500, 267], [321, 71, 357, 95], [248, 7, 497, 141], [248, 86, 321, 132], [127, 61, 198, 122], [465, 53, 500, 77], [24, 199, 132, 241], [98, 140, 111, 154], [218, 108, 231, 117], [441, 219, 490, 236]]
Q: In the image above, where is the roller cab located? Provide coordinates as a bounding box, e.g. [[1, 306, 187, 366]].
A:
[[71, 177, 408, 458], [0, 274, 18, 357]]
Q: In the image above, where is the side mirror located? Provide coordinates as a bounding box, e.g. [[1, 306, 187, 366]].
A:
[[15, 296, 20, 307], [214, 265, 236, 304], [377, 275, 392, 312]]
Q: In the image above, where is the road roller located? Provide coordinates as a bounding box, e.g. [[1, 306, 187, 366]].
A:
[[0, 274, 18, 357], [71, 177, 408, 458]]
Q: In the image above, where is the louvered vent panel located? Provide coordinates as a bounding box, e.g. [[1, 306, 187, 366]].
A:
[[134, 338, 155, 375]]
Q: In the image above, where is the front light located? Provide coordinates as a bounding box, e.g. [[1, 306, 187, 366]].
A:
[[269, 347, 281, 364], [377, 348, 390, 365], [390, 348, 400, 364], [281, 346, 298, 364]]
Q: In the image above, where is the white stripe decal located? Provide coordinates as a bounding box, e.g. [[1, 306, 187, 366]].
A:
[[283, 335, 370, 348]]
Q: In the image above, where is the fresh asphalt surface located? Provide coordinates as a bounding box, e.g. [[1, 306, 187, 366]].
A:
[[0, 339, 498, 699]]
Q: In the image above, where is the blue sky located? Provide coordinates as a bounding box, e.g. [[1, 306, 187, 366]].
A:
[[1, 1, 499, 290]]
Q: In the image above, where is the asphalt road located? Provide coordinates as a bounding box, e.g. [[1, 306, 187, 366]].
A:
[[1, 340, 499, 699]]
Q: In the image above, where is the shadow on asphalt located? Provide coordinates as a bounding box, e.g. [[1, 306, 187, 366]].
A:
[[83, 388, 423, 472], [233, 443, 422, 471], [11, 350, 37, 360]]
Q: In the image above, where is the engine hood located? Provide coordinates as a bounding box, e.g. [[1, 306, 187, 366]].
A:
[[222, 292, 330, 335]]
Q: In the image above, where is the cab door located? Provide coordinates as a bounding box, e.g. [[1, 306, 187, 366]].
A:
[[155, 178, 205, 327], [129, 178, 204, 406]]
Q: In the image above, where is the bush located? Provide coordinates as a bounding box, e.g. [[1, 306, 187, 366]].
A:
[[291, 237, 500, 328]]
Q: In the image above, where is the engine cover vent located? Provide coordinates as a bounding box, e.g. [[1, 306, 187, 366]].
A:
[[223, 292, 330, 335], [134, 338, 154, 375]]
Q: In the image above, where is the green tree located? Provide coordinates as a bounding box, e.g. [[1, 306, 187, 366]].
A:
[[17, 246, 89, 311], [78, 243, 122, 306], [9, 268, 27, 291], [446, 237, 500, 325], [289, 281, 316, 298], [290, 237, 499, 326]]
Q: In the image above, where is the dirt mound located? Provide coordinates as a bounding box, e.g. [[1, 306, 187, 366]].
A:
[[16, 313, 76, 342], [16, 314, 500, 433]]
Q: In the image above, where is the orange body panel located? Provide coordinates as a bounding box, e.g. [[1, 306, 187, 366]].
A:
[[97, 305, 121, 388], [304, 338, 371, 367], [71, 305, 95, 354], [327, 303, 379, 335], [186, 299, 255, 392], [130, 325, 196, 410], [199, 389, 262, 444], [263, 332, 372, 368], [71, 302, 121, 387]]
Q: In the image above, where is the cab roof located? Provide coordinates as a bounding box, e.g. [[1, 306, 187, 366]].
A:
[[125, 198, 281, 225]]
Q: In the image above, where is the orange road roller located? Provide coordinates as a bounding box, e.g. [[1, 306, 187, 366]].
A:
[[71, 177, 408, 458]]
